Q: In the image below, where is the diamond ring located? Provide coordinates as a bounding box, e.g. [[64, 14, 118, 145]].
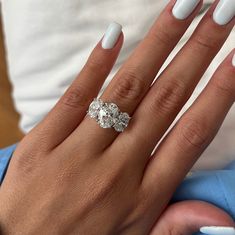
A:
[[87, 98, 131, 132]]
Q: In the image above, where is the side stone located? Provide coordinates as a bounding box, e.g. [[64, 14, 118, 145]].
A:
[[113, 112, 131, 132]]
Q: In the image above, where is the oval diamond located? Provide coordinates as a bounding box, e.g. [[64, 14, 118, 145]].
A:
[[114, 112, 131, 132], [98, 103, 120, 128], [88, 98, 131, 132]]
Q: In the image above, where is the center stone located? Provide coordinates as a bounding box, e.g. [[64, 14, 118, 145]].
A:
[[98, 103, 119, 128]]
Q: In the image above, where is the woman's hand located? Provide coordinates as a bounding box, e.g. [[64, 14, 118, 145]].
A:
[[0, 0, 234, 234], [151, 201, 235, 235]]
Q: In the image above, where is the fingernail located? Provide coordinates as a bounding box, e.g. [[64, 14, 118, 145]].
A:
[[172, 0, 201, 20], [232, 52, 235, 67], [200, 226, 235, 235], [213, 0, 235, 25], [101, 22, 122, 49]]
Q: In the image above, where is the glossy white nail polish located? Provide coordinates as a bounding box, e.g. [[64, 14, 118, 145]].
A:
[[200, 226, 235, 235], [172, 0, 201, 20], [102, 22, 122, 49], [232, 53, 235, 67], [213, 0, 235, 25]]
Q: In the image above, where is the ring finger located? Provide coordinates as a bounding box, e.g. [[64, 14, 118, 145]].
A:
[[69, 0, 203, 151]]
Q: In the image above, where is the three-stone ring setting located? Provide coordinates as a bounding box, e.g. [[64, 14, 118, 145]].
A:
[[87, 98, 131, 132]]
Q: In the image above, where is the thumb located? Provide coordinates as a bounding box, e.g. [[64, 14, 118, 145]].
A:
[[150, 200, 235, 235]]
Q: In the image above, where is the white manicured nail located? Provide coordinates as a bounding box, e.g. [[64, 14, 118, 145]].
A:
[[200, 226, 235, 235], [172, 0, 201, 20], [213, 0, 235, 25], [232, 53, 235, 67], [101, 22, 122, 49]]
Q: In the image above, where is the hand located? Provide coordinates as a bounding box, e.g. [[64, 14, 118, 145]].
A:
[[0, 0, 234, 234], [151, 201, 235, 235]]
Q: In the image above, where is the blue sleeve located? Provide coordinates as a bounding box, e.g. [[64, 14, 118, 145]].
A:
[[0, 144, 17, 184], [172, 161, 235, 235]]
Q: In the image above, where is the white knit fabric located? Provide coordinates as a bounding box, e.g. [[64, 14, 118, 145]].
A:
[[0, 0, 234, 170]]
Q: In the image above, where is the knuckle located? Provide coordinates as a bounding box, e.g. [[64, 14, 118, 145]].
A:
[[112, 69, 146, 102], [13, 146, 44, 176], [148, 25, 174, 46], [177, 117, 211, 151], [149, 80, 187, 116], [211, 75, 235, 98], [86, 56, 109, 75], [61, 85, 90, 109], [15, 154, 39, 175], [192, 34, 220, 51]]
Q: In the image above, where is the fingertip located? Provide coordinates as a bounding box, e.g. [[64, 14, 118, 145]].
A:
[[216, 49, 235, 72], [95, 28, 124, 57], [166, 0, 203, 22], [89, 25, 124, 67], [225, 48, 235, 64], [171, 0, 202, 21], [226, 49, 235, 69], [101, 22, 123, 50], [200, 226, 235, 235], [150, 201, 234, 235], [152, 0, 204, 40]]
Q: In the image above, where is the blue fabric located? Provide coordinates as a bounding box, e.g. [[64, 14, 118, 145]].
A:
[[0, 144, 17, 184], [172, 166, 235, 219], [0, 145, 234, 235], [172, 162, 235, 235]]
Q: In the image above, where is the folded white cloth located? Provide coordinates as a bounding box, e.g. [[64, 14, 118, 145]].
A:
[[1, 0, 234, 170]]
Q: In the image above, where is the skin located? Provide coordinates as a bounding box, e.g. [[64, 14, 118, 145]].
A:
[[0, 0, 234, 234], [151, 201, 235, 234]]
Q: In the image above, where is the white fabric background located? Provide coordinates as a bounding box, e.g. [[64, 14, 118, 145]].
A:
[[0, 0, 234, 170]]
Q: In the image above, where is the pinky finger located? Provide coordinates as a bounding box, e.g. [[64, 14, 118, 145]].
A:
[[142, 50, 235, 197]]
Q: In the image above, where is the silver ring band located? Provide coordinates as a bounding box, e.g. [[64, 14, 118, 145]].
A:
[[87, 98, 131, 132]]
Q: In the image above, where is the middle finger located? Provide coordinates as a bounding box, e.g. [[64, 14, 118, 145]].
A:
[[116, 0, 234, 163], [73, 0, 203, 151]]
